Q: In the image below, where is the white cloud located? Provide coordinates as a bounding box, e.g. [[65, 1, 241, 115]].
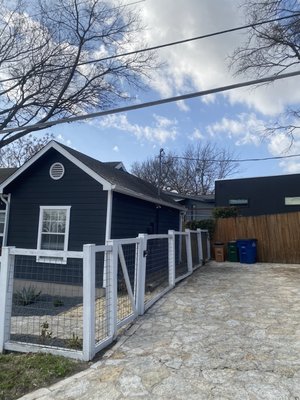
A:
[[207, 113, 265, 146], [98, 113, 178, 144], [140, 0, 300, 117], [176, 100, 190, 112], [56, 134, 72, 146], [267, 128, 300, 173], [189, 128, 204, 141], [113, 145, 119, 152]]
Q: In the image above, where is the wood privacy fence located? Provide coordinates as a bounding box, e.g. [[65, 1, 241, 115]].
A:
[[213, 212, 300, 264]]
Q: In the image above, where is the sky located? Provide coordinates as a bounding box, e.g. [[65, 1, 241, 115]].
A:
[[47, 0, 300, 179]]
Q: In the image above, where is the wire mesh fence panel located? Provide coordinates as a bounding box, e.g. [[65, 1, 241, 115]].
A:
[[190, 232, 200, 268], [175, 234, 188, 279], [94, 250, 110, 344], [144, 237, 169, 305], [11, 255, 84, 351], [117, 242, 137, 324], [201, 231, 208, 261]]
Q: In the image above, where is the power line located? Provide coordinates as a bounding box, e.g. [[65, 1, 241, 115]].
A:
[[0, 11, 299, 85], [1, 69, 300, 136], [170, 153, 300, 163]]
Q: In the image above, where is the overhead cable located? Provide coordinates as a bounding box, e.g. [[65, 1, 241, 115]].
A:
[[0, 12, 299, 84], [1, 69, 300, 136]]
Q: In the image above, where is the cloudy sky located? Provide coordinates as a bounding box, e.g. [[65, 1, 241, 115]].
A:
[[50, 0, 300, 178]]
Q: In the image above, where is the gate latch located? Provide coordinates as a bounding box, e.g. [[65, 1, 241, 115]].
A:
[[143, 250, 148, 257]]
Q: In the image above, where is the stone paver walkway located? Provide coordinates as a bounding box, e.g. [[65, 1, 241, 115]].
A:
[[20, 262, 300, 400]]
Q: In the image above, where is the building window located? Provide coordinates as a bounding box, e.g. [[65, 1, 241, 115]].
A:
[[285, 197, 300, 205], [229, 199, 248, 206], [0, 210, 5, 235], [37, 206, 71, 263]]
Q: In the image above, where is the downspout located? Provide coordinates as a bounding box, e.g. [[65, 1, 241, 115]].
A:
[[0, 194, 10, 246]]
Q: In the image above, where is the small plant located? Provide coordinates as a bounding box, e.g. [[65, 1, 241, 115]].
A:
[[14, 286, 41, 306], [53, 299, 64, 307], [66, 333, 82, 350], [40, 321, 52, 342]]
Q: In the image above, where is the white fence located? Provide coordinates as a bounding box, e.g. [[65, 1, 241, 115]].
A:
[[0, 229, 210, 361]]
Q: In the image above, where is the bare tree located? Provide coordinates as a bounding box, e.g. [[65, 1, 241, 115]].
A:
[[231, 0, 300, 139], [0, 133, 54, 167], [131, 143, 239, 195], [0, 0, 155, 147]]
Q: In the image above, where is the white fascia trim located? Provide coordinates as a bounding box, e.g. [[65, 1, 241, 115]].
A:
[[115, 162, 127, 171], [0, 141, 113, 193], [105, 190, 113, 242], [114, 186, 186, 211]]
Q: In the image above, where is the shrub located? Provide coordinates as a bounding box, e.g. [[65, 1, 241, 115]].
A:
[[213, 206, 239, 219], [184, 219, 216, 239]]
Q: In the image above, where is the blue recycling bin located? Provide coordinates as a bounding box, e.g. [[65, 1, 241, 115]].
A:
[[236, 239, 257, 264]]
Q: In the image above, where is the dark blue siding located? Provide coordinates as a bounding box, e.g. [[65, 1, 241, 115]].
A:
[[5, 148, 107, 250], [111, 192, 180, 239]]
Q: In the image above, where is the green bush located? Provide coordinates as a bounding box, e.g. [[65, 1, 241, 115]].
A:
[[213, 206, 238, 219], [184, 219, 216, 239]]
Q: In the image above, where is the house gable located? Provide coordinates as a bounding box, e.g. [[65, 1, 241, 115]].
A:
[[5, 148, 108, 250], [0, 141, 112, 193]]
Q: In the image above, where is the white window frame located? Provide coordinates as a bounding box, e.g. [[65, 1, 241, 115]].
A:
[[37, 206, 71, 264], [0, 210, 6, 238]]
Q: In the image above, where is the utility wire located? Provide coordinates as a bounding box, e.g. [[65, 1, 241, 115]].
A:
[[1, 69, 300, 136], [0, 11, 299, 84], [170, 153, 300, 163]]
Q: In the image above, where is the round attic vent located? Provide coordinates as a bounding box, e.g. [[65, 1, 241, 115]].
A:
[[49, 162, 65, 180]]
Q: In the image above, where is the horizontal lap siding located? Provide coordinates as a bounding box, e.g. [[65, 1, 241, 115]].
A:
[[5, 148, 107, 250], [111, 192, 180, 239]]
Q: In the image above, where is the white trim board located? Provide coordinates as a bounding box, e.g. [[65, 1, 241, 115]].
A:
[[0, 141, 113, 192]]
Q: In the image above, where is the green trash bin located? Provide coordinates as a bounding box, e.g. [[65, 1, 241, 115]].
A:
[[227, 241, 239, 262]]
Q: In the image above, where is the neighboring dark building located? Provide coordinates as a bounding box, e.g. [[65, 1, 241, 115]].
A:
[[215, 173, 300, 216], [0, 141, 184, 285], [164, 192, 215, 221]]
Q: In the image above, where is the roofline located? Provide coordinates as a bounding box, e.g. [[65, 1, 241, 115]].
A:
[[0, 141, 184, 210], [0, 141, 113, 193], [114, 186, 186, 211]]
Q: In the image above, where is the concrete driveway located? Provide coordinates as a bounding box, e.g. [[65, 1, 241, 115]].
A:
[[21, 262, 300, 400]]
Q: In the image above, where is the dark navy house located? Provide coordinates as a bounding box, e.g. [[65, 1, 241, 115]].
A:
[[0, 141, 184, 274]]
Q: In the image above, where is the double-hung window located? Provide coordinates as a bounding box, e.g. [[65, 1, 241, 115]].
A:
[[37, 206, 71, 263]]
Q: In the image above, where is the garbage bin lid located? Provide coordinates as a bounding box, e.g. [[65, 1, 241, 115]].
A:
[[214, 242, 224, 245]]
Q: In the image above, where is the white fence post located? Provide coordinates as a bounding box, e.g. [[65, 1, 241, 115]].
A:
[[197, 228, 203, 265], [168, 230, 176, 287], [82, 244, 96, 361], [136, 234, 147, 315], [0, 247, 15, 352], [185, 229, 193, 272], [106, 240, 118, 337]]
